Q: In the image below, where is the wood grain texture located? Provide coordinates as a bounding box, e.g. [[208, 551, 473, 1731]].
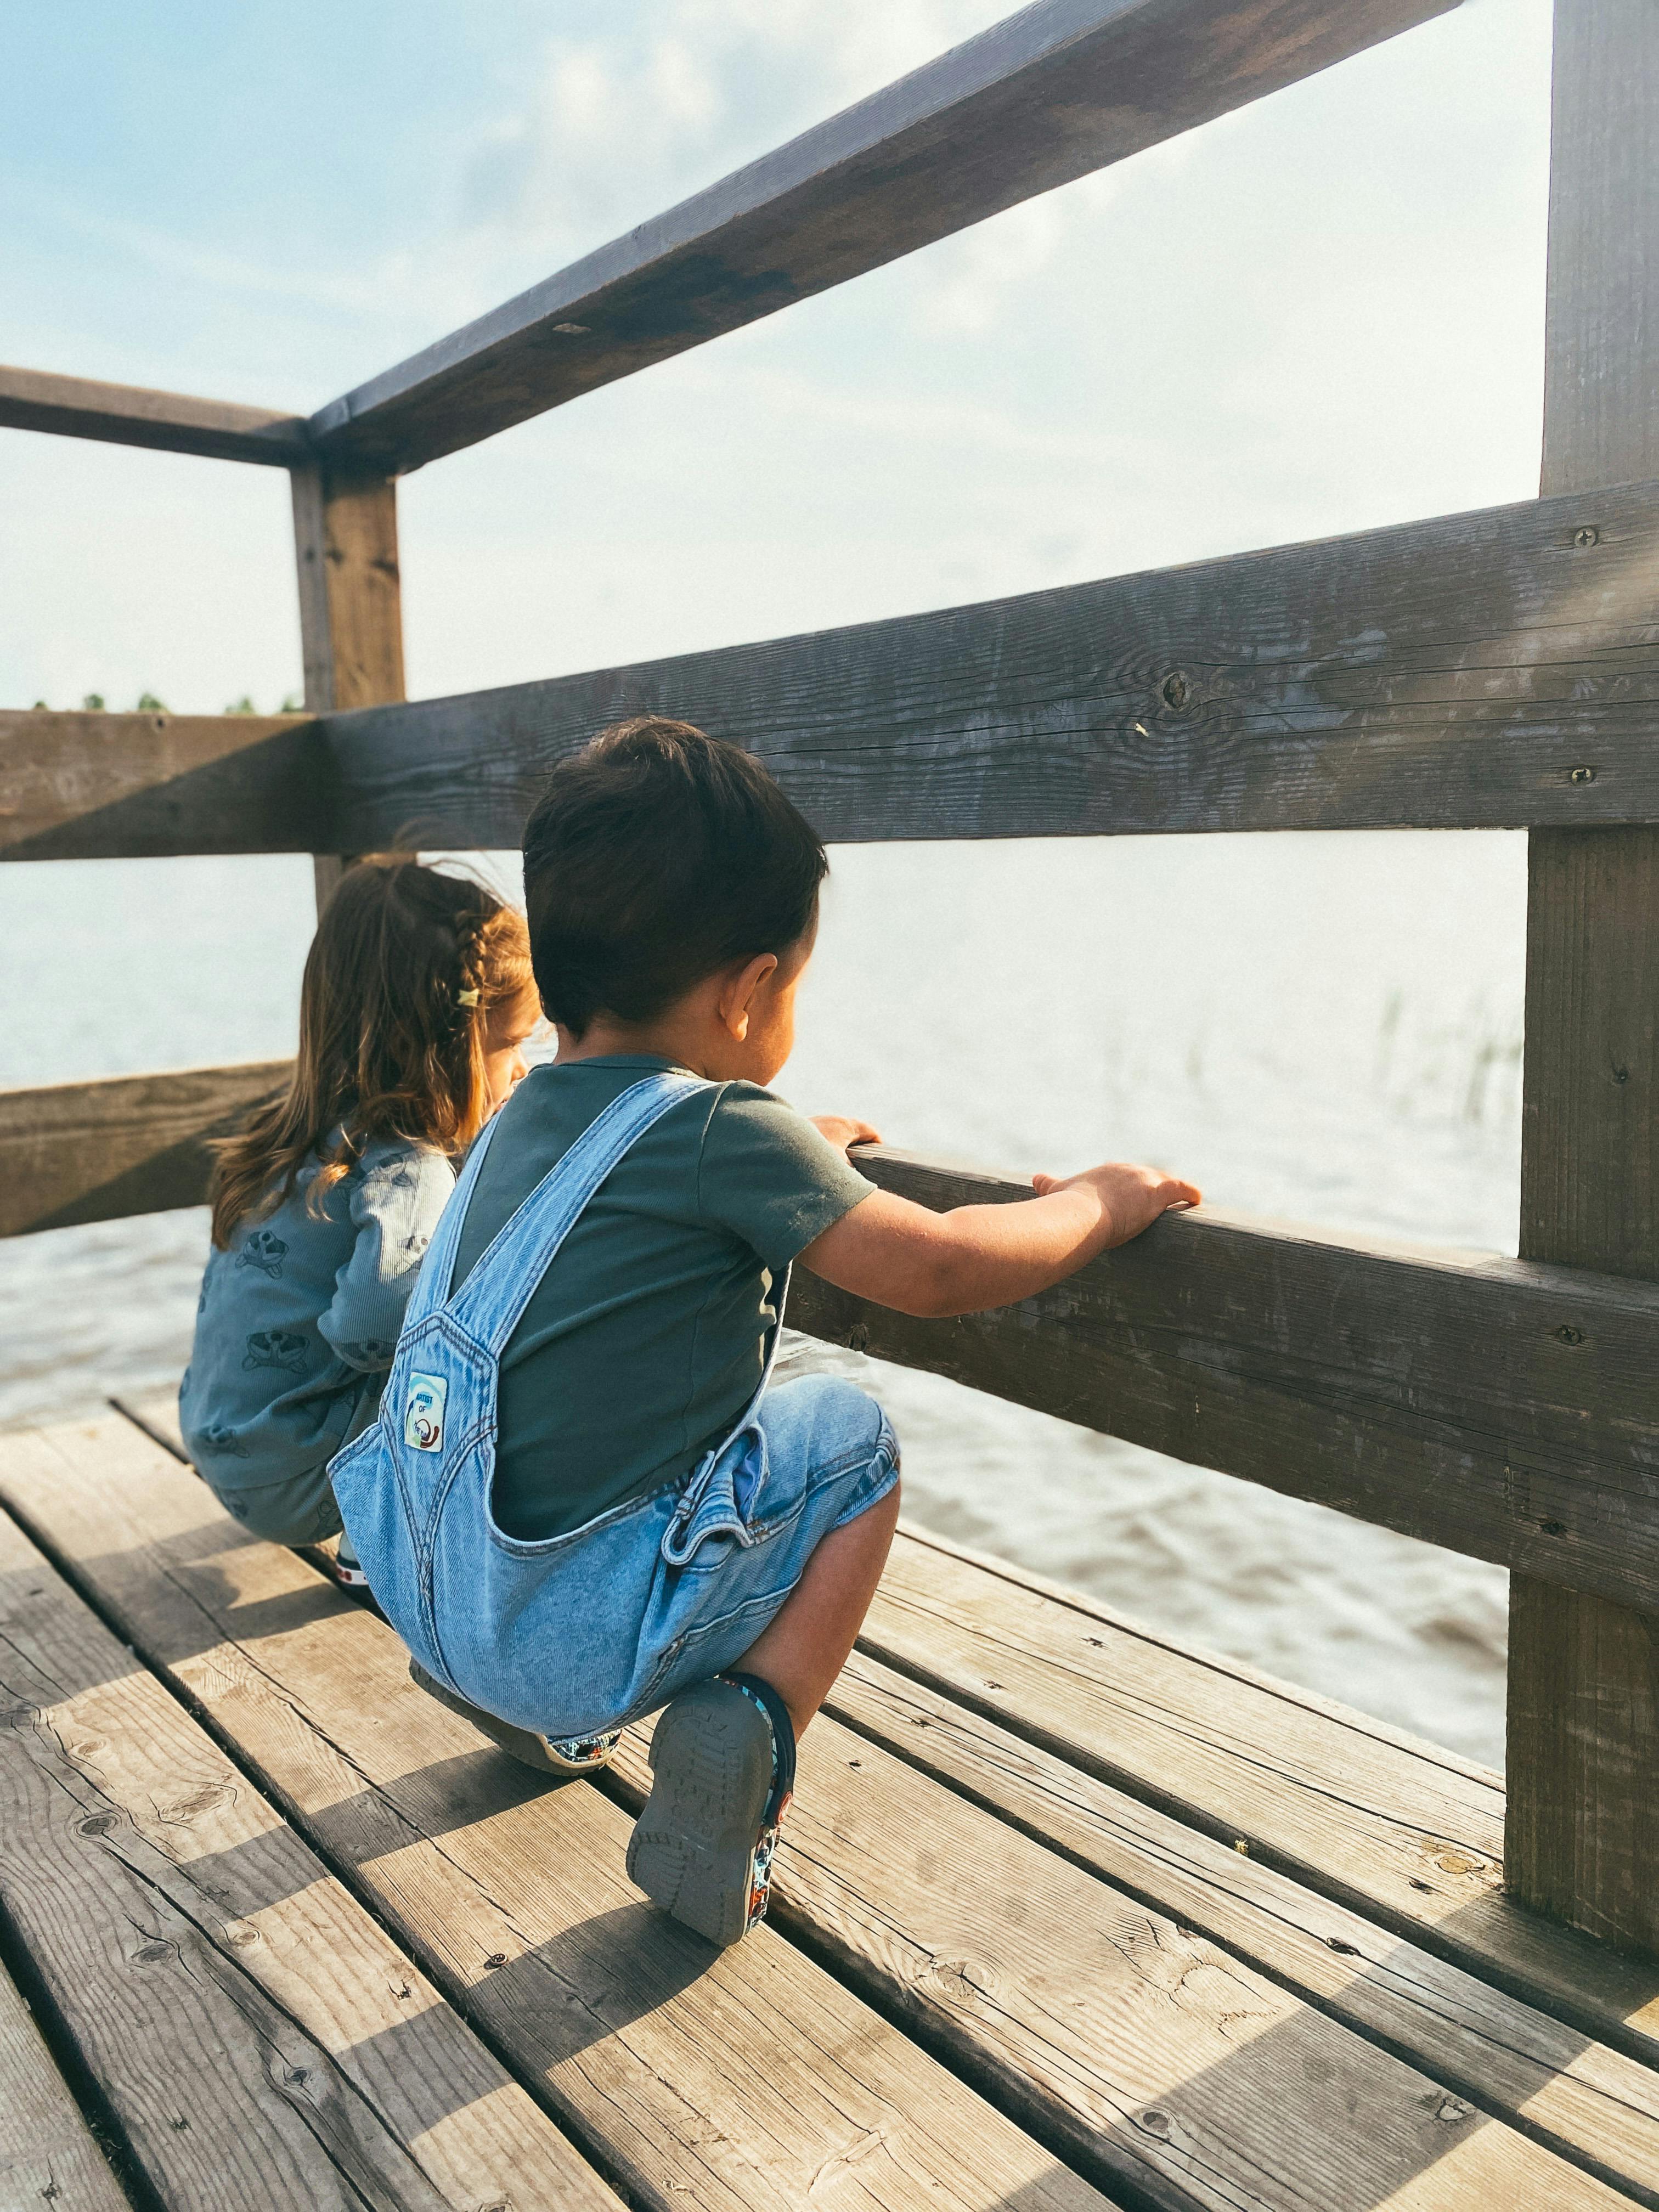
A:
[[825, 1650, 1659, 2209], [310, 0, 1454, 472], [0, 1494, 619, 2211], [0, 363, 310, 466], [859, 1528, 1659, 2067], [0, 1062, 291, 1238], [4, 1412, 1111, 2212], [324, 481, 1659, 849], [1508, 0, 1659, 1958], [0, 1953, 128, 2212], [602, 1722, 1633, 2211], [292, 465, 405, 912], [788, 1146, 1659, 1609], [0, 709, 331, 862]]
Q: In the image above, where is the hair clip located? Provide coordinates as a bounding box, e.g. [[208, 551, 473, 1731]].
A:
[[457, 988, 481, 1007]]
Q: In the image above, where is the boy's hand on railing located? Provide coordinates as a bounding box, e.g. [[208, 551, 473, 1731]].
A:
[[1031, 1163, 1201, 1250], [811, 1114, 883, 1154]]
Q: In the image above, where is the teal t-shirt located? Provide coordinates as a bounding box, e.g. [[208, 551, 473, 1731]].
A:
[[450, 1055, 874, 1540]]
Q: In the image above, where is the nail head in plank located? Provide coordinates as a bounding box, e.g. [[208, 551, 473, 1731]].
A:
[[602, 1708, 1631, 2212], [1508, 0, 1659, 1957], [859, 1531, 1659, 2064], [789, 1147, 1659, 1612], [825, 1650, 1659, 2209], [5, 1413, 1113, 2212], [324, 480, 1659, 850], [0, 1500, 620, 2211]]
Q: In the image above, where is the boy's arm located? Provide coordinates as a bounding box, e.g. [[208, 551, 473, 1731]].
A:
[[798, 1160, 1199, 1319]]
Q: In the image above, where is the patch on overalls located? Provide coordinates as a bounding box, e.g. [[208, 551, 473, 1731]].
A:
[[404, 1373, 448, 1452]]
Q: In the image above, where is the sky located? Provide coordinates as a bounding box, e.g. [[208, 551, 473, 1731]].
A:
[[0, 0, 1554, 716]]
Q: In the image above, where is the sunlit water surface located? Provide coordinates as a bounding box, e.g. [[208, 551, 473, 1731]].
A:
[[0, 831, 1523, 1763]]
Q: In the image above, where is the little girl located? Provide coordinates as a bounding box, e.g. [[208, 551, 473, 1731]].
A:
[[334, 724, 1197, 1944], [181, 859, 540, 1578]]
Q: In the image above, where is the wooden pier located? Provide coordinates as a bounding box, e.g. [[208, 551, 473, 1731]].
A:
[[3, 0, 1659, 2204]]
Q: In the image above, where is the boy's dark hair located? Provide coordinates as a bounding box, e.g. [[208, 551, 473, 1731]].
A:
[[522, 718, 827, 1036]]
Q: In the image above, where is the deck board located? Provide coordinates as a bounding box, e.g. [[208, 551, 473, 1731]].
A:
[[0, 1952, 128, 2212], [0, 1502, 620, 2212], [1, 1410, 1112, 2212], [863, 1529, 1659, 2061], [824, 1650, 1659, 2208]]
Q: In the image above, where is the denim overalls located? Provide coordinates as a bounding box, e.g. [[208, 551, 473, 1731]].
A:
[[330, 1070, 899, 1740]]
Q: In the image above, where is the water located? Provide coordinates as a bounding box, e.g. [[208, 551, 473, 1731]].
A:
[[0, 828, 1522, 1765]]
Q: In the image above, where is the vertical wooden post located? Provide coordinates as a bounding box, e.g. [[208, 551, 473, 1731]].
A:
[[291, 464, 406, 910], [1506, 0, 1659, 1956]]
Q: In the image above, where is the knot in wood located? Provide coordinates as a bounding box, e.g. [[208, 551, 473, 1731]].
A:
[[79, 1812, 117, 1837], [133, 1940, 172, 1965], [1160, 671, 1191, 712], [1138, 2108, 1173, 2139]]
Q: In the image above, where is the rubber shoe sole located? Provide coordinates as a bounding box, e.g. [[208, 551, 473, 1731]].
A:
[[407, 1658, 616, 1776], [626, 1679, 775, 1946]]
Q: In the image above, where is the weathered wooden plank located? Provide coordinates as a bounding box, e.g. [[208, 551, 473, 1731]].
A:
[[789, 1146, 1659, 1610], [1508, 0, 1659, 1959], [0, 1062, 291, 1238], [3, 1411, 1112, 2212], [602, 1722, 1634, 2209], [825, 1649, 1659, 2208], [858, 1527, 1659, 2066], [324, 480, 1659, 850], [0, 364, 311, 466], [0, 1494, 622, 2211], [0, 1951, 128, 2212], [311, 0, 1455, 473], [292, 466, 405, 910], [0, 708, 331, 862]]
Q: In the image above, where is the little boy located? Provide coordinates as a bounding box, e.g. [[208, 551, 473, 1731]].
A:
[[332, 718, 1197, 1945]]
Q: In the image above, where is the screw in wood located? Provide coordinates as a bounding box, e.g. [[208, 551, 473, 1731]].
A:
[[1160, 671, 1190, 712], [1570, 765, 1596, 782], [1556, 1325, 1585, 1344], [1573, 526, 1599, 548]]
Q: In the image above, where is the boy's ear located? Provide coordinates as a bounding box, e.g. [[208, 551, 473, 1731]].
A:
[[718, 952, 778, 1041]]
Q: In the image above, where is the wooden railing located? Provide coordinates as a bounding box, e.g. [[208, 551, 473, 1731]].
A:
[[2, 0, 1654, 1956]]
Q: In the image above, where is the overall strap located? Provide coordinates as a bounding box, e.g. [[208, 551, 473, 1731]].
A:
[[400, 1107, 507, 1335], [445, 1071, 707, 1358]]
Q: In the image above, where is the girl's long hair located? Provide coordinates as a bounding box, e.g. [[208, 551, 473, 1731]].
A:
[[210, 859, 534, 1248]]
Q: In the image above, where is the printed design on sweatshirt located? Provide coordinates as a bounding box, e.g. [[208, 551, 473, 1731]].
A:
[[403, 1231, 430, 1256], [197, 1423, 251, 1459], [242, 1329, 309, 1376], [236, 1228, 289, 1278], [339, 1338, 398, 1367]]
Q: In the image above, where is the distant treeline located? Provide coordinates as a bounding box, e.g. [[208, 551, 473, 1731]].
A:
[[33, 691, 304, 714]]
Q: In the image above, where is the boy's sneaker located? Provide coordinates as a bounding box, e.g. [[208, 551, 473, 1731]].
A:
[[329, 1533, 371, 1589], [627, 1672, 796, 1946], [407, 1658, 620, 1776]]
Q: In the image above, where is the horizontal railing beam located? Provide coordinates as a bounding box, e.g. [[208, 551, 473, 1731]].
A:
[[0, 1063, 292, 1238], [0, 710, 331, 862], [10, 482, 1658, 860], [311, 0, 1457, 473], [0, 365, 312, 467], [324, 479, 1659, 847], [5, 1067, 1656, 1612], [789, 1148, 1659, 1615]]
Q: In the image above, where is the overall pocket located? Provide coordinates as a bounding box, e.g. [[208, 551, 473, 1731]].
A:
[[660, 1421, 771, 1570]]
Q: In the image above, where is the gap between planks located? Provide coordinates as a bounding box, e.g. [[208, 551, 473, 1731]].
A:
[[2, 1411, 1110, 2212], [0, 1501, 620, 2212], [11, 1410, 1650, 2212]]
